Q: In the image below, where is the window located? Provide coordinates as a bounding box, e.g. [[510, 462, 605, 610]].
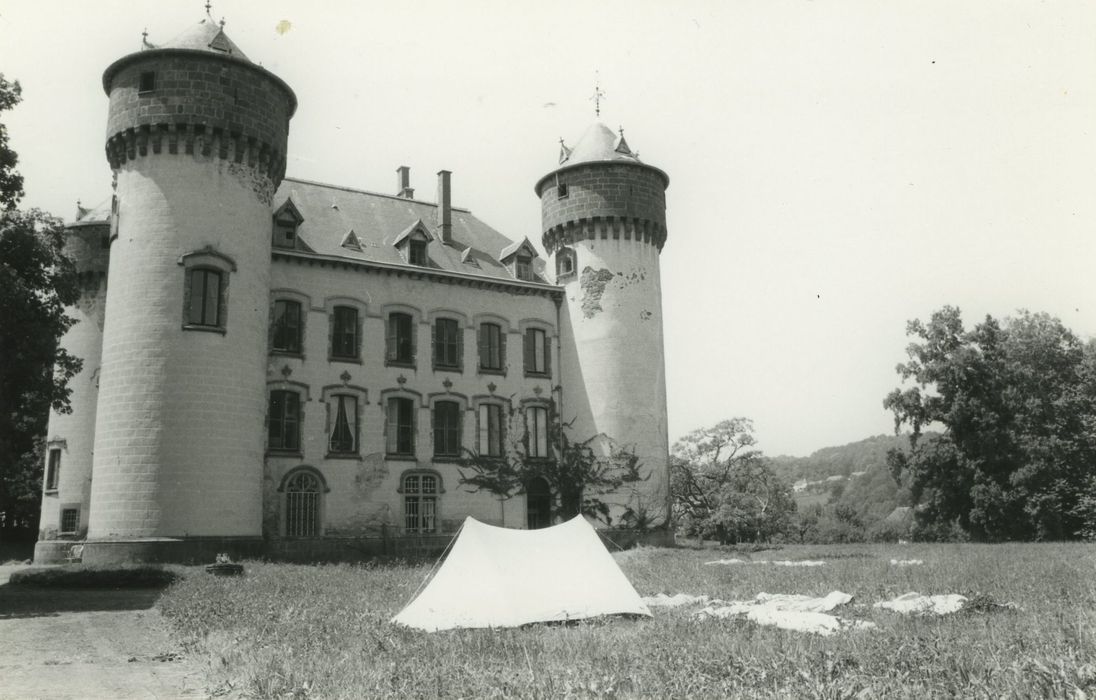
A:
[[409, 239, 428, 266], [526, 405, 549, 458], [272, 201, 303, 249], [187, 269, 223, 327], [272, 300, 302, 353], [45, 448, 61, 492], [556, 247, 576, 278], [60, 508, 79, 535], [478, 403, 505, 457], [433, 318, 461, 369], [524, 328, 550, 376], [268, 390, 301, 451], [515, 256, 533, 281], [526, 478, 551, 530], [284, 471, 321, 537], [331, 306, 359, 360], [404, 473, 437, 533], [433, 401, 462, 459], [138, 71, 155, 94], [478, 322, 505, 372], [328, 394, 357, 454], [386, 312, 415, 366], [558, 183, 569, 198], [387, 397, 415, 456]]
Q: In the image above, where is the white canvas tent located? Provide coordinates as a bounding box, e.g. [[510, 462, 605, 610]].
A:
[[391, 515, 652, 631]]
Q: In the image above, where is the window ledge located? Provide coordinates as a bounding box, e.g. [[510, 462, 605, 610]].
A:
[[266, 450, 304, 459], [524, 371, 551, 379], [325, 453, 361, 460], [385, 360, 417, 369], [433, 364, 463, 373], [271, 350, 304, 359], [328, 356, 362, 364], [182, 324, 227, 335], [478, 368, 507, 376], [432, 456, 462, 464], [386, 454, 418, 461], [43, 489, 58, 496]]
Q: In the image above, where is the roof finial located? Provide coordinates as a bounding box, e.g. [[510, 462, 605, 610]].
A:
[[220, 16, 226, 28], [618, 125, 624, 138], [205, 1, 213, 16], [591, 71, 605, 118]]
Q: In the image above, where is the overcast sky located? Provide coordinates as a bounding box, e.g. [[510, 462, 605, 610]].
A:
[[3, 1, 1095, 456]]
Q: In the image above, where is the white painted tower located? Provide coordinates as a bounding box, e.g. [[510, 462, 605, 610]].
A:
[[535, 122, 672, 527], [83, 16, 296, 562]]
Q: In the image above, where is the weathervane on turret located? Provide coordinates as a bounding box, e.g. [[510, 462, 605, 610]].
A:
[[591, 72, 606, 118]]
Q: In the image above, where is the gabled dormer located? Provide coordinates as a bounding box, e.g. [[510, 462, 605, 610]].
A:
[[500, 237, 539, 282], [393, 219, 432, 267], [272, 199, 304, 250]]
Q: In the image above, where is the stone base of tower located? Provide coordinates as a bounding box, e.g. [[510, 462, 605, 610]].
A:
[[78, 537, 267, 565], [33, 539, 84, 564]]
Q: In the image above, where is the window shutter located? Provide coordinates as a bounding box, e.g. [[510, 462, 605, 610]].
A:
[[500, 330, 507, 370], [431, 320, 438, 366], [544, 334, 552, 376], [410, 316, 417, 364], [456, 325, 464, 368], [524, 330, 533, 373], [355, 310, 362, 358], [385, 398, 395, 453], [478, 325, 486, 368], [477, 405, 488, 453], [328, 310, 335, 357], [386, 316, 396, 361]]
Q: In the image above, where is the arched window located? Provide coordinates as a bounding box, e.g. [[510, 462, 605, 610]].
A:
[[403, 473, 438, 533], [284, 471, 322, 537]]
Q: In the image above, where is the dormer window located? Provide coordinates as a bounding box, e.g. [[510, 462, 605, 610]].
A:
[[515, 256, 533, 281], [393, 219, 432, 266], [272, 200, 304, 250], [409, 240, 428, 266], [138, 71, 156, 94], [499, 237, 540, 283]]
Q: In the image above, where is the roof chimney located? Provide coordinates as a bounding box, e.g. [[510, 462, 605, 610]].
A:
[[436, 170, 452, 243], [396, 165, 414, 199]]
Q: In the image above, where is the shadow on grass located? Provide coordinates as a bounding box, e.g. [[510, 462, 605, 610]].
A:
[[0, 584, 167, 619]]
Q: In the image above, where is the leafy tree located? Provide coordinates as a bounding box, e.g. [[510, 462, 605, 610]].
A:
[[0, 75, 24, 211], [457, 404, 651, 526], [0, 74, 81, 536], [885, 306, 1096, 540], [671, 418, 796, 543]]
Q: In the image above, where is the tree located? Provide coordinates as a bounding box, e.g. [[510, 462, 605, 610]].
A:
[[0, 74, 81, 537], [670, 418, 796, 544], [457, 404, 651, 527], [884, 306, 1096, 540]]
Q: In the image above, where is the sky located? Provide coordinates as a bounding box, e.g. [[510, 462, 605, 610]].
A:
[[2, 1, 1095, 457]]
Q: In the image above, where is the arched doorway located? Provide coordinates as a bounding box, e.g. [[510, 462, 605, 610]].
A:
[[526, 477, 551, 529], [284, 470, 322, 537]]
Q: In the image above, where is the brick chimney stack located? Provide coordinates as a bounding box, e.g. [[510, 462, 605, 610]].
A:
[[436, 170, 452, 243], [396, 166, 414, 199]]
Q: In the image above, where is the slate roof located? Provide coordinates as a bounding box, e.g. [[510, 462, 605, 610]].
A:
[[272, 178, 548, 285], [560, 121, 642, 167], [147, 17, 250, 60]]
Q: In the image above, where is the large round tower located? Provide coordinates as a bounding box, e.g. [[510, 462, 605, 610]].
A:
[[33, 205, 110, 563], [84, 15, 296, 563], [535, 122, 672, 529]]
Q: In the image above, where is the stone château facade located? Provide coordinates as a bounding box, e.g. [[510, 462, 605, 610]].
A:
[[34, 13, 672, 564]]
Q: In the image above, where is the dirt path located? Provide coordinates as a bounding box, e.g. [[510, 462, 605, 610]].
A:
[[0, 565, 208, 699]]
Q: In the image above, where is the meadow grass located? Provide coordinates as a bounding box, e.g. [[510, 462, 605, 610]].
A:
[[158, 542, 1096, 698]]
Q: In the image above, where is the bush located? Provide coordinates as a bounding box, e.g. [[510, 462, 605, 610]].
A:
[[8, 564, 181, 588]]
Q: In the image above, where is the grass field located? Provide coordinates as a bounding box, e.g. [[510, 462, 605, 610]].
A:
[[157, 543, 1096, 698]]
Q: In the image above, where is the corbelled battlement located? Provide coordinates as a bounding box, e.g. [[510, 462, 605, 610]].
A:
[[103, 50, 295, 186]]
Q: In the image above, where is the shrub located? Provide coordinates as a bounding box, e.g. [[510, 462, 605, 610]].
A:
[[8, 564, 181, 588]]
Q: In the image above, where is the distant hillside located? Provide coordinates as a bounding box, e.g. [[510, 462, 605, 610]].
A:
[[768, 433, 934, 530]]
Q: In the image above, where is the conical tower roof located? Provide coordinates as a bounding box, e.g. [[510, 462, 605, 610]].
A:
[[155, 16, 249, 60], [560, 121, 642, 166]]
